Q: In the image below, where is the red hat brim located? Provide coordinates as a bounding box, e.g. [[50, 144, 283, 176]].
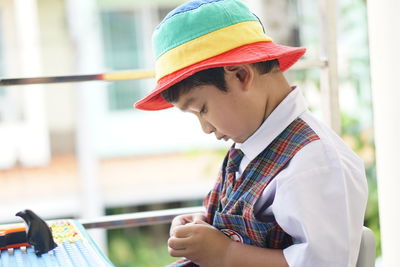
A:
[[134, 41, 306, 110]]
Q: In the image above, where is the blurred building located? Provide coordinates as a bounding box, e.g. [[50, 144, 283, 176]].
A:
[[5, 0, 396, 266], [0, 0, 232, 223], [0, 0, 301, 223]]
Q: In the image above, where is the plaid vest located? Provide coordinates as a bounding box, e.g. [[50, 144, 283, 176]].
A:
[[168, 118, 319, 267]]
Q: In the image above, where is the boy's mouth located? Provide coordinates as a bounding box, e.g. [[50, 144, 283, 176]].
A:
[[217, 135, 229, 141]]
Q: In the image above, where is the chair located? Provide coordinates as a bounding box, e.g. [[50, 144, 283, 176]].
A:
[[356, 227, 376, 267]]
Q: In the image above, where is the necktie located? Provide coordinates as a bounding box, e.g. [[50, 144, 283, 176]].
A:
[[226, 148, 244, 174], [221, 148, 244, 208]]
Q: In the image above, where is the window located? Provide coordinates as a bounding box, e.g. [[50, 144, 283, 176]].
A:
[[100, 10, 147, 111], [93, 3, 227, 157]]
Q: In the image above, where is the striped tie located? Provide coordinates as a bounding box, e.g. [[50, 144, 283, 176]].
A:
[[221, 148, 244, 208], [226, 148, 244, 174]]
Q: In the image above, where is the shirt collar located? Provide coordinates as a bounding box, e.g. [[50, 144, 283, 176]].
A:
[[235, 87, 308, 161]]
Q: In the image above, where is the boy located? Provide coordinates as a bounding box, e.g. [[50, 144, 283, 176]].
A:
[[134, 0, 368, 266]]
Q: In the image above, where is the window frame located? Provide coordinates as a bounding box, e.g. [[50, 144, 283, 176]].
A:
[[93, 4, 228, 158]]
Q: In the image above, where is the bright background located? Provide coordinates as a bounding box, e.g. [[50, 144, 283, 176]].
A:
[[0, 0, 380, 266]]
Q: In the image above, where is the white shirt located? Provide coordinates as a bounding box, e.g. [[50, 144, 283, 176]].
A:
[[235, 87, 368, 267]]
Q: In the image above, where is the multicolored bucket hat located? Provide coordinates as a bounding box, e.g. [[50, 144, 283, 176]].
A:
[[134, 0, 306, 110]]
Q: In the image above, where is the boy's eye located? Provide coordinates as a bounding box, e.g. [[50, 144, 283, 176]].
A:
[[200, 105, 207, 115]]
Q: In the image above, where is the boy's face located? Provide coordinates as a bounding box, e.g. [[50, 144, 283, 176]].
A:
[[173, 74, 264, 143]]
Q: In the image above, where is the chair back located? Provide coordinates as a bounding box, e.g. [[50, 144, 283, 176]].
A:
[[356, 227, 376, 267]]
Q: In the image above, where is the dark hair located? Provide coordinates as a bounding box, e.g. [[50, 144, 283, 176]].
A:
[[161, 59, 279, 103]]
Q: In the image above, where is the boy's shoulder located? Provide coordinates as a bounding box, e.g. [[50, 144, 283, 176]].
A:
[[292, 112, 365, 173]]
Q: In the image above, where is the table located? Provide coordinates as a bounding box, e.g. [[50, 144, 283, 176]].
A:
[[0, 220, 114, 267]]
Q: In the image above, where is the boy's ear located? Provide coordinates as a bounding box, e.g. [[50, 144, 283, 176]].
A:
[[224, 65, 254, 91]]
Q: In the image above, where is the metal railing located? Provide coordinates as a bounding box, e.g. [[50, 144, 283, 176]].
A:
[[79, 206, 204, 230]]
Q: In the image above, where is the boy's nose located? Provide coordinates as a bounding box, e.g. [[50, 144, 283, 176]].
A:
[[199, 117, 215, 134]]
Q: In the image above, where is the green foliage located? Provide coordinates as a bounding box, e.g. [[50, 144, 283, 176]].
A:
[[341, 111, 380, 256], [107, 226, 175, 267], [106, 202, 202, 267], [364, 168, 381, 256], [339, 0, 380, 256]]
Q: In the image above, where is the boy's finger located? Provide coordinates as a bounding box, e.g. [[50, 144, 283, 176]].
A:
[[167, 236, 190, 250], [173, 224, 194, 238], [170, 215, 195, 236], [168, 246, 187, 258], [170, 224, 190, 237]]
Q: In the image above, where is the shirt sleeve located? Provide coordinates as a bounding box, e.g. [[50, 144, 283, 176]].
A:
[[263, 140, 368, 267]]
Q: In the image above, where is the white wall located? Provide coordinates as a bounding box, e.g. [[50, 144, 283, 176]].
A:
[[0, 0, 51, 168], [38, 0, 76, 134]]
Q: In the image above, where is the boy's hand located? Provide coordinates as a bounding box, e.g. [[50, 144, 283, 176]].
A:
[[169, 213, 206, 236], [168, 220, 233, 267]]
